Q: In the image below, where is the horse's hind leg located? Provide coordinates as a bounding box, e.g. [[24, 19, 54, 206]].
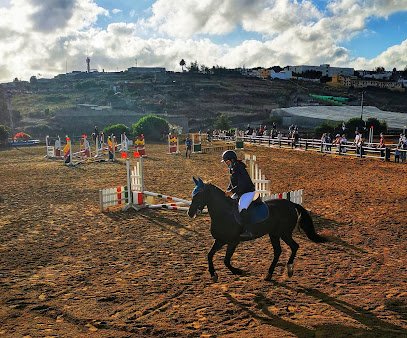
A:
[[265, 235, 282, 282], [224, 243, 244, 275], [282, 234, 299, 277], [208, 239, 225, 282]]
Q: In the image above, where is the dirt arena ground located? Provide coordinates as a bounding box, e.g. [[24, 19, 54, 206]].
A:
[[0, 142, 406, 338]]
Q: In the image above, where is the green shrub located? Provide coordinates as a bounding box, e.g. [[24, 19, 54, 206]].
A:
[[132, 114, 169, 141], [103, 124, 131, 138], [314, 121, 341, 137], [213, 113, 231, 130]]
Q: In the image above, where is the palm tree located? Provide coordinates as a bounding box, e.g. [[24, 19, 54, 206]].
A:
[[179, 59, 186, 72]]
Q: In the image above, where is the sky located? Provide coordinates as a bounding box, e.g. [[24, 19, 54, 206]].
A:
[[0, 0, 406, 83]]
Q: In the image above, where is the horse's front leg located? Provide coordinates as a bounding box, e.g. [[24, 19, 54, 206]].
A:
[[208, 239, 225, 282], [224, 242, 244, 275]]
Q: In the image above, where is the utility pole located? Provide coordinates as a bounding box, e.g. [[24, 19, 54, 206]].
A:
[[360, 91, 364, 121]]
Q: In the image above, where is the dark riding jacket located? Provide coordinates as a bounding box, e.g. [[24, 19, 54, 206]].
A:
[[227, 160, 255, 197]]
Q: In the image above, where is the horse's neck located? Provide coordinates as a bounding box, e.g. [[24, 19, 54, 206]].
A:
[[206, 185, 233, 219]]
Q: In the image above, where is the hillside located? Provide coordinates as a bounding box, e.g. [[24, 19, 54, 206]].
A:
[[2, 71, 406, 136]]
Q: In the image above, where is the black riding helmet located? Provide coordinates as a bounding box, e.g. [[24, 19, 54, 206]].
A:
[[221, 150, 237, 162]]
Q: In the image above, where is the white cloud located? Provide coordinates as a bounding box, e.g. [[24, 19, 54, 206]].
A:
[[352, 39, 407, 70], [111, 8, 122, 14], [0, 0, 406, 83]]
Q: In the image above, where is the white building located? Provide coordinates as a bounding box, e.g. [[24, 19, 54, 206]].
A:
[[270, 69, 292, 80], [287, 64, 354, 77]]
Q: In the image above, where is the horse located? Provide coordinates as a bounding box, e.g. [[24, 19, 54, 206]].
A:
[[187, 177, 327, 282]]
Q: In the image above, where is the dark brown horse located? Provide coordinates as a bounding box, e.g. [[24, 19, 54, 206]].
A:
[[188, 178, 326, 282]]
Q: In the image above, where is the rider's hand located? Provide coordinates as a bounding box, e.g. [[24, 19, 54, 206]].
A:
[[225, 191, 233, 197]]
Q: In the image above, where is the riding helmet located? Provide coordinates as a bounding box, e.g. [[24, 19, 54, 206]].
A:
[[221, 150, 237, 162]]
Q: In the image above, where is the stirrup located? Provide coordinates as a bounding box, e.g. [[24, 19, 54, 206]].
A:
[[240, 231, 253, 240]]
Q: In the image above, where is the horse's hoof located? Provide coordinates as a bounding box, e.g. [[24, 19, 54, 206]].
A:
[[211, 273, 218, 283], [264, 273, 273, 282], [287, 264, 294, 277], [232, 268, 244, 275]]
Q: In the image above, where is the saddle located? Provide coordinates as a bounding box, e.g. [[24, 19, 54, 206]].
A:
[[234, 197, 269, 226]]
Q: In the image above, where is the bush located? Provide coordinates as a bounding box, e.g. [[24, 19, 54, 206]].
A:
[[314, 121, 341, 137], [131, 114, 169, 141], [213, 113, 231, 130], [365, 117, 387, 135], [103, 124, 131, 138]]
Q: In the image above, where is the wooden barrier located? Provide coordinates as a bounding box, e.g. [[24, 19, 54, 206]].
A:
[[244, 153, 304, 204], [213, 131, 402, 162], [99, 153, 198, 212]]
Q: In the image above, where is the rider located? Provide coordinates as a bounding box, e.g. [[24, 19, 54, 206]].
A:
[[221, 150, 256, 240]]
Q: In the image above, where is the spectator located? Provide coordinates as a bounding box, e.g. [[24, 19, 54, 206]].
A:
[[394, 147, 400, 163], [207, 129, 212, 143], [320, 133, 326, 152], [271, 122, 277, 138], [354, 131, 361, 154], [93, 125, 99, 143], [340, 134, 348, 153], [333, 134, 342, 153], [185, 135, 192, 158], [293, 129, 299, 148], [377, 133, 386, 157], [245, 124, 253, 136], [326, 133, 332, 152], [399, 134, 407, 163]]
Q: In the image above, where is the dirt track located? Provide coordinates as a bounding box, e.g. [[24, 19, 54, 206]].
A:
[[0, 143, 406, 338]]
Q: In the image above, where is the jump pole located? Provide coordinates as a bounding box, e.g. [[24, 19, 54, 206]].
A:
[[99, 152, 202, 212]]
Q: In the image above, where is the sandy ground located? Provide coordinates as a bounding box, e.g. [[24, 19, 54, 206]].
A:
[[0, 142, 406, 338]]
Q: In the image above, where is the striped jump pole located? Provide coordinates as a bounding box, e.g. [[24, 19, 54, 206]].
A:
[[99, 151, 203, 213]]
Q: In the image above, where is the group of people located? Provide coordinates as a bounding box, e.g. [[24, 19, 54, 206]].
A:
[[245, 123, 278, 138]]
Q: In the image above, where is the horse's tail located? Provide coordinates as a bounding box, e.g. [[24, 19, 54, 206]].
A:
[[294, 204, 327, 243]]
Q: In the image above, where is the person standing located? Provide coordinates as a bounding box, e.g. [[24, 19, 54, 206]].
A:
[[185, 135, 192, 158]]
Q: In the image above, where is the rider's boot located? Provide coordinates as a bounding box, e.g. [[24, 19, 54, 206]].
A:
[[239, 209, 253, 240]]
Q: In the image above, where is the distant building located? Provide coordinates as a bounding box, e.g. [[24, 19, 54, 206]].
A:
[[127, 67, 166, 73], [270, 69, 292, 80], [288, 64, 354, 77], [357, 70, 393, 80], [241, 68, 261, 77], [330, 75, 404, 92]]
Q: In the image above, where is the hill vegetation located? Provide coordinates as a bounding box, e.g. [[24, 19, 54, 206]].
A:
[[0, 71, 406, 137]]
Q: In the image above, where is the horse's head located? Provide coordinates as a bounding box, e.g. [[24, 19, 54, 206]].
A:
[[188, 177, 207, 218]]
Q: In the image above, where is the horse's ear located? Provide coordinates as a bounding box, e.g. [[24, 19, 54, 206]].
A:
[[198, 177, 204, 185], [193, 177, 199, 185]]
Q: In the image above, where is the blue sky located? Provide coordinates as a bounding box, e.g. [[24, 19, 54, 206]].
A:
[[343, 11, 407, 58], [0, 0, 406, 82]]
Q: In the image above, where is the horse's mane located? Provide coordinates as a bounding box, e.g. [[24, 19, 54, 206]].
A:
[[204, 183, 235, 206]]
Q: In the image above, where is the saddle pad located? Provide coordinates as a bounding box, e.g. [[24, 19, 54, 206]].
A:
[[248, 202, 269, 224]]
